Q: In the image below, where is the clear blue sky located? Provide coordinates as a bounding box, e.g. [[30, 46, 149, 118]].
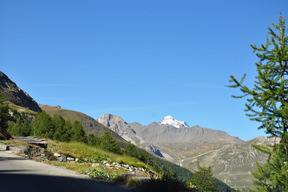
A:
[[1, 1, 287, 141]]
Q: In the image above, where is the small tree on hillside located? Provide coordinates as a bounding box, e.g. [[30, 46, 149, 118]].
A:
[[228, 13, 288, 191], [53, 115, 69, 141], [69, 120, 87, 143], [100, 131, 121, 154], [188, 163, 217, 192], [124, 142, 139, 157], [31, 111, 54, 137]]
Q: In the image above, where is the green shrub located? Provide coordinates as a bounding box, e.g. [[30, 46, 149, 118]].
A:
[[84, 169, 114, 181], [188, 164, 217, 192], [127, 177, 142, 188], [91, 152, 110, 162]]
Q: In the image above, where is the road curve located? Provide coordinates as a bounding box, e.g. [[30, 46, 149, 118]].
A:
[[0, 150, 132, 192]]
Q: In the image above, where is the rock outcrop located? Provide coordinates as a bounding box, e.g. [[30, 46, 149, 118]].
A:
[[97, 114, 142, 144], [0, 71, 42, 112]]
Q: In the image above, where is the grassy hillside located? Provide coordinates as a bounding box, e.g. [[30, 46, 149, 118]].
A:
[[40, 105, 90, 122], [40, 105, 127, 145], [8, 102, 38, 115], [47, 140, 149, 176]]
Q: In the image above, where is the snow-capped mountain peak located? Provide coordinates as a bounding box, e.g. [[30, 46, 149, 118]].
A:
[[159, 115, 189, 128]]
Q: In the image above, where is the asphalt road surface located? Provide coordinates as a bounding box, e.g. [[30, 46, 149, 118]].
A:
[[0, 150, 132, 192]]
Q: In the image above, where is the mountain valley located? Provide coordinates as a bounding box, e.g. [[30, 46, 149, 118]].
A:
[[97, 113, 278, 191]]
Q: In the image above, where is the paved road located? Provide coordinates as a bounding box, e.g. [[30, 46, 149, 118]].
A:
[[0, 150, 132, 192]]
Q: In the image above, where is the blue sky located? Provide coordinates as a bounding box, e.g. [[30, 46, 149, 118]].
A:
[[1, 1, 287, 141]]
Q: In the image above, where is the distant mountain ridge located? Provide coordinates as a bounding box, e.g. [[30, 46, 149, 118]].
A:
[[131, 122, 243, 144], [0, 71, 41, 112], [98, 113, 243, 144], [97, 113, 277, 191]]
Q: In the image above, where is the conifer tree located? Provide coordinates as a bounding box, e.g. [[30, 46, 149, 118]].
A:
[[0, 92, 11, 139], [250, 136, 288, 192], [228, 13, 288, 191], [188, 164, 217, 192], [8, 117, 31, 136], [31, 111, 54, 137], [100, 131, 121, 154], [87, 134, 101, 146], [228, 13, 288, 139], [125, 142, 139, 158], [69, 120, 87, 143], [53, 115, 68, 141]]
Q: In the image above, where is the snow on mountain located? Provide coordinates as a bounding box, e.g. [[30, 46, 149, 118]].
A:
[[159, 115, 189, 128]]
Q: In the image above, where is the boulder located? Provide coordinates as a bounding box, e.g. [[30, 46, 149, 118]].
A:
[[9, 145, 29, 154], [57, 156, 67, 162], [0, 143, 9, 150]]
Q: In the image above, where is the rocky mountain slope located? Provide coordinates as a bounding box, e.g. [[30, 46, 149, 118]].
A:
[[0, 71, 41, 112], [130, 122, 243, 144], [97, 113, 275, 191], [97, 114, 142, 144], [98, 113, 242, 145]]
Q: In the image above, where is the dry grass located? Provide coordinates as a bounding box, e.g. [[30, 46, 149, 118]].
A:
[[40, 105, 86, 123], [48, 140, 145, 166], [46, 140, 149, 179]]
